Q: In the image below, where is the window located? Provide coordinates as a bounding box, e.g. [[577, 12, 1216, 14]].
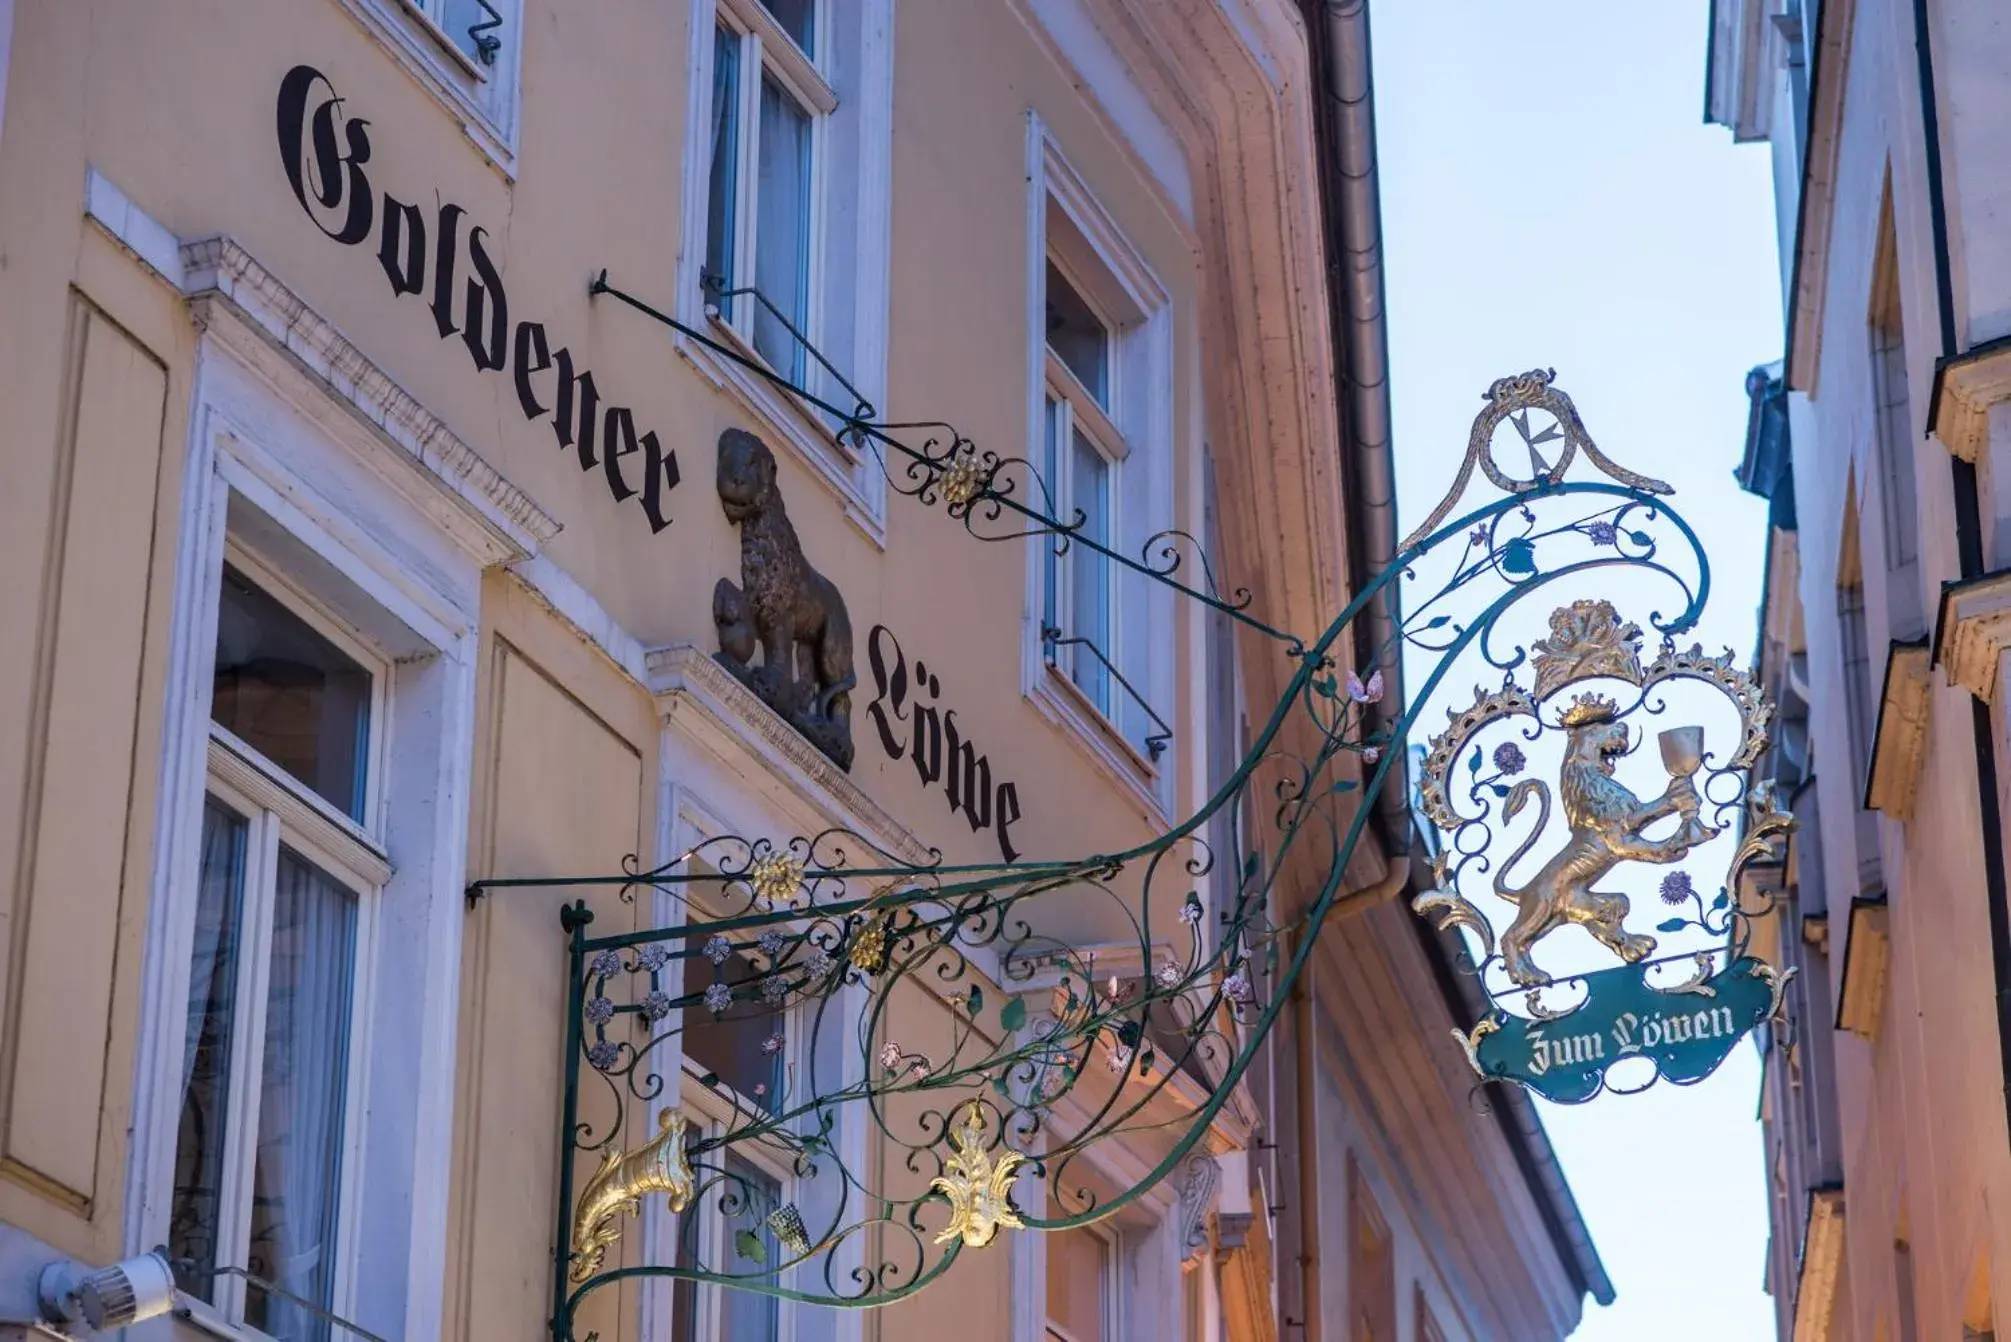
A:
[[1348, 1162, 1395, 1342], [333, 0, 522, 169], [665, 857, 801, 1342], [1041, 262, 1123, 719], [1046, 1225, 1116, 1342], [1837, 503, 1882, 892], [169, 557, 386, 1336], [1025, 121, 1175, 805], [703, 1, 833, 383], [1870, 189, 1921, 634], [681, 0, 894, 528]]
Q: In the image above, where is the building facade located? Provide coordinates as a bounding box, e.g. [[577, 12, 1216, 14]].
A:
[[1711, 0, 2011, 1336], [0, 1, 1602, 1339]]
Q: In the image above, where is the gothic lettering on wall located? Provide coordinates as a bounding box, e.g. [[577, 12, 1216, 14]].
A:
[[711, 430, 856, 771], [865, 625, 1024, 862], [275, 65, 682, 531]]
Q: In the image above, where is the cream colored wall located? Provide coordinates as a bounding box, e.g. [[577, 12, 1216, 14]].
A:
[[0, 0, 1203, 1332]]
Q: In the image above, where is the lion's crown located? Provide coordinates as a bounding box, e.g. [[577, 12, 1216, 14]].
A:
[[1558, 692, 1620, 728]]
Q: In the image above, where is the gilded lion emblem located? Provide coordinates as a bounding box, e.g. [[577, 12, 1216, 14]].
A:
[[1493, 693, 1700, 986]]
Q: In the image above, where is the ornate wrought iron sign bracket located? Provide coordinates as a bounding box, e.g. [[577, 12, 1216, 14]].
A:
[[466, 367, 1792, 1340]]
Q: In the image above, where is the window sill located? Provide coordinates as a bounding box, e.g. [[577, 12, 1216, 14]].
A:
[[676, 315, 888, 548], [1027, 664, 1169, 824], [172, 1295, 269, 1341], [330, 0, 518, 180], [393, 0, 491, 81]]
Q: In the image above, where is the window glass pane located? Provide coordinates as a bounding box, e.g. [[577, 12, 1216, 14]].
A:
[[1043, 397, 1063, 659], [1068, 432, 1112, 712], [212, 565, 372, 823], [244, 848, 357, 1341], [170, 800, 251, 1302], [754, 77, 814, 381], [1046, 1225, 1109, 1340], [1046, 262, 1109, 406], [440, 0, 500, 64], [684, 938, 785, 1111], [759, 0, 815, 57], [705, 25, 743, 296], [720, 1155, 782, 1342]]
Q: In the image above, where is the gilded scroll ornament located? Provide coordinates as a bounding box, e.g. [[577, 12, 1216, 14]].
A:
[[570, 1109, 695, 1282], [1529, 599, 1645, 698], [928, 1102, 1027, 1248]]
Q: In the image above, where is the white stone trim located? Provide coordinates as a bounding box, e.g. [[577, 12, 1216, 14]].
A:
[[1865, 640, 1930, 819], [1938, 570, 2011, 702], [84, 166, 187, 289], [646, 643, 931, 868], [1931, 340, 2011, 463], [179, 236, 560, 564], [126, 312, 489, 1340]]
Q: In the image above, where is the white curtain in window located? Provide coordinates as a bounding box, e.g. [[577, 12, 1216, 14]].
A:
[[247, 850, 356, 1341], [706, 25, 743, 290], [171, 800, 249, 1297], [754, 77, 812, 379]]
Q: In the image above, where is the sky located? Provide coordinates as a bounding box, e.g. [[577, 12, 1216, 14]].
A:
[[1372, 2, 1788, 1338]]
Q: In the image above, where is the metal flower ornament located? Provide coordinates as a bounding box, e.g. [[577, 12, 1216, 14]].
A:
[[479, 292, 1795, 1342]]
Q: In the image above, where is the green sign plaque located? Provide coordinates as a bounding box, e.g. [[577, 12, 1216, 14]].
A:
[[1457, 956, 1790, 1104]]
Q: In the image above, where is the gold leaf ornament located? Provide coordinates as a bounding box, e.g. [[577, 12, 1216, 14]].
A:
[[570, 1109, 695, 1282], [928, 1101, 1027, 1248]]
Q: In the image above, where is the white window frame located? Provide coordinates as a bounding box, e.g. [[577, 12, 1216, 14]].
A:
[[129, 327, 489, 1341], [676, 0, 895, 542], [182, 720, 383, 1335], [1042, 1221, 1124, 1342], [329, 0, 525, 175], [1009, 1146, 1183, 1342], [1023, 115, 1175, 821]]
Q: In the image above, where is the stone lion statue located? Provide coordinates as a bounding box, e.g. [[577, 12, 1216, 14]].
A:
[[713, 428, 856, 770]]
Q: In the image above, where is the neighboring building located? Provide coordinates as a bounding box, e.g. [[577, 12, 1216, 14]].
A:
[[0, 2, 1601, 1340], [1712, 0, 2011, 1337]]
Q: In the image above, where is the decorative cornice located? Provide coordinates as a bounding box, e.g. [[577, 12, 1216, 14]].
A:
[[644, 643, 933, 868], [1929, 336, 2011, 462], [1836, 897, 1889, 1041], [179, 236, 561, 561], [1935, 569, 2011, 702], [1791, 1185, 1846, 1342], [1866, 640, 1931, 819]]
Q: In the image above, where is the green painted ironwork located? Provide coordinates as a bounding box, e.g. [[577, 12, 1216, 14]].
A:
[[1466, 957, 1783, 1105], [484, 304, 1781, 1341]]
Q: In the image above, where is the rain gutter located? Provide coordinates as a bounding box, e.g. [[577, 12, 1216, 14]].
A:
[[1298, 0, 1613, 1320]]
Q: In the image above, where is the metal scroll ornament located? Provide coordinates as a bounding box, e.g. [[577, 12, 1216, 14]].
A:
[[474, 368, 1798, 1339]]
